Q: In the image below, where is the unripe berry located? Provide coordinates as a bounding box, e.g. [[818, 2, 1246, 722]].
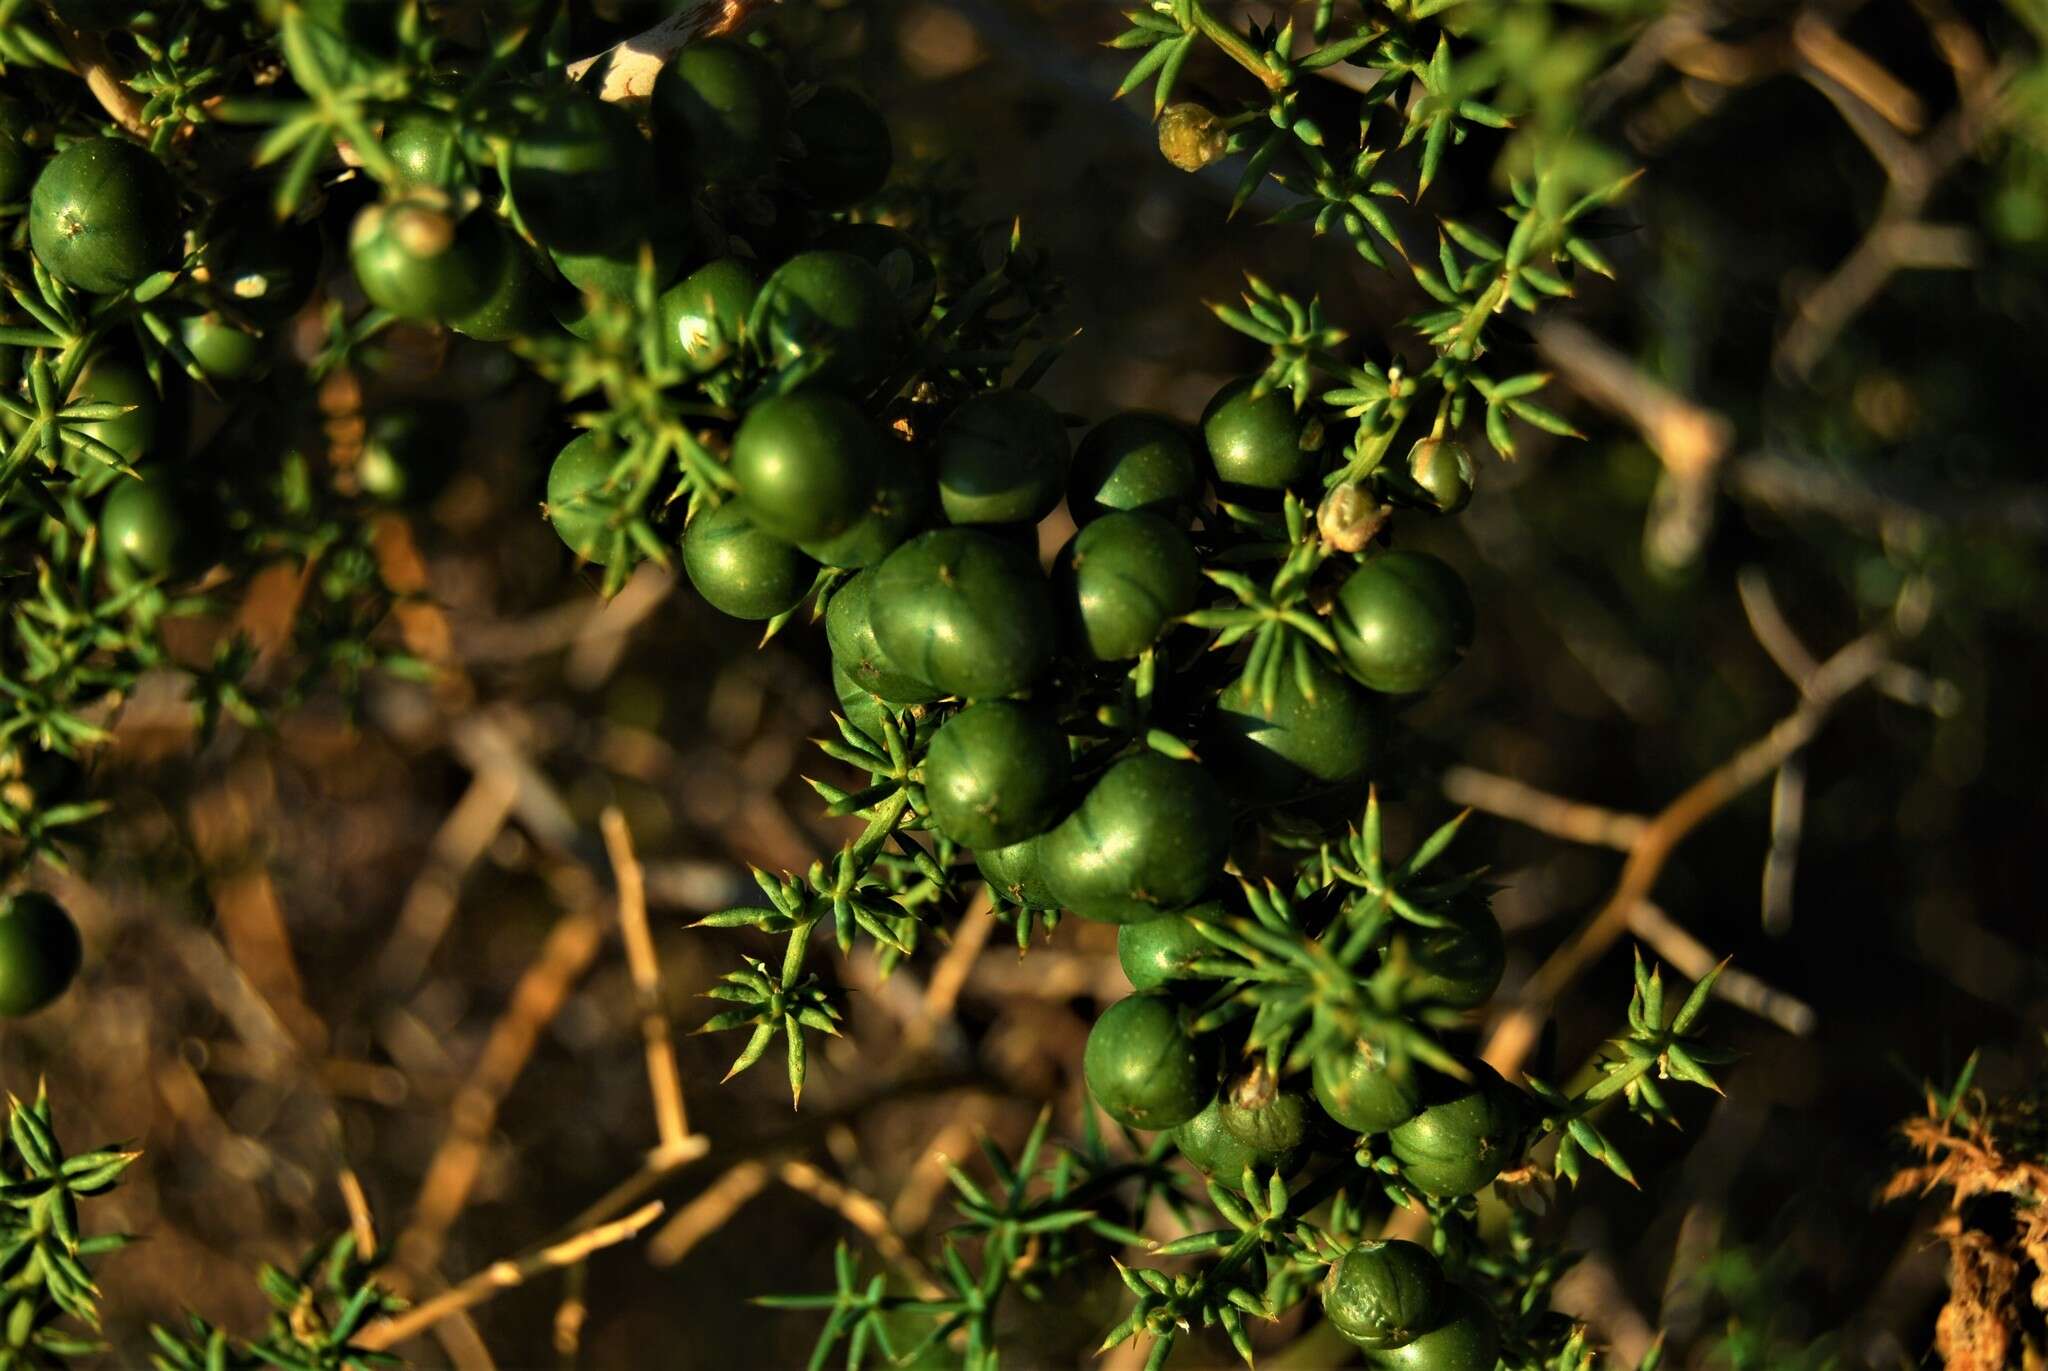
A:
[[1158, 103, 1228, 172], [1406, 437, 1476, 514]]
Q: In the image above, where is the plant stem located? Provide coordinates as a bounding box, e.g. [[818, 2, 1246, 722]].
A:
[[356, 1200, 668, 1351], [39, 11, 150, 139], [1481, 628, 1894, 1078], [1188, 1, 1284, 91]]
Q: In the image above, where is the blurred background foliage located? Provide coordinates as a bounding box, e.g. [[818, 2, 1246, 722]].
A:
[[7, 0, 2046, 1366]]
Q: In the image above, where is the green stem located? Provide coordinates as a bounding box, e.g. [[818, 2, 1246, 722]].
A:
[[1336, 386, 1418, 484], [1188, 1, 1282, 90], [781, 918, 814, 986]]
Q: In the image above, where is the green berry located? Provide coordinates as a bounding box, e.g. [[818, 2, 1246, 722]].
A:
[[545, 432, 626, 564], [1083, 993, 1215, 1131], [1386, 1063, 1521, 1199], [869, 529, 1055, 699], [1200, 377, 1324, 491], [1068, 411, 1204, 526], [732, 389, 885, 546], [682, 500, 817, 621], [1117, 904, 1222, 991], [1049, 511, 1200, 663], [1324, 1241, 1447, 1351], [1039, 753, 1230, 924], [922, 701, 1070, 849], [652, 38, 788, 183], [934, 389, 1070, 527], [1330, 551, 1475, 695], [30, 137, 179, 295], [1312, 1039, 1422, 1135]]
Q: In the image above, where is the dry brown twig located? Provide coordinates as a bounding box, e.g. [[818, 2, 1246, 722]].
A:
[[36, 5, 149, 137], [1760, 754, 1807, 937], [1568, 0, 2004, 383], [547, 1272, 585, 1362], [1482, 625, 1890, 1077], [339, 1168, 379, 1258], [777, 1159, 946, 1299], [566, 567, 676, 691], [899, 890, 997, 1059], [1535, 320, 1733, 487], [147, 914, 306, 1081], [371, 768, 521, 996], [1727, 450, 2048, 539], [1775, 38, 2009, 377], [646, 1159, 773, 1266], [964, 947, 1127, 1002], [889, 1098, 1000, 1235], [425, 1306, 498, 1371], [1441, 766, 1648, 851], [372, 514, 473, 709], [546, 1070, 985, 1273], [390, 889, 610, 1287], [1790, 13, 1926, 133], [1550, 1247, 1659, 1367], [553, 1263, 589, 1360], [1738, 566, 1957, 717], [187, 772, 329, 1054], [600, 807, 693, 1155], [1736, 565, 1957, 935], [1535, 317, 1737, 569], [357, 1201, 668, 1352], [441, 710, 608, 870]]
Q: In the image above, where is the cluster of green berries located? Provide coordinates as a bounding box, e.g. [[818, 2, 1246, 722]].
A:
[[0, 34, 899, 1012], [499, 45, 1505, 1370], [5, 14, 1519, 1360]]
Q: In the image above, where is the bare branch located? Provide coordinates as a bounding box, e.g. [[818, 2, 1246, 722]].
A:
[[889, 1099, 999, 1236], [1791, 13, 1926, 134], [601, 807, 693, 1154], [1741, 565, 1960, 716], [37, 6, 149, 139], [358, 1201, 667, 1351], [1736, 567, 1821, 690], [372, 768, 520, 996], [542, 1071, 983, 1263], [900, 890, 996, 1058], [1483, 628, 1890, 1078], [1536, 320, 1732, 484], [646, 1160, 772, 1266], [1730, 451, 2048, 538], [1630, 902, 1817, 1035], [777, 1160, 945, 1299], [340, 1168, 379, 1260], [391, 897, 610, 1287], [1552, 1247, 1660, 1367], [1775, 64, 2008, 378], [1442, 766, 1648, 851], [1760, 754, 1807, 936]]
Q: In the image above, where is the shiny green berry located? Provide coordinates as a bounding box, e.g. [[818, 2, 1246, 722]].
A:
[[922, 701, 1070, 849], [1324, 1241, 1447, 1351], [682, 500, 817, 621], [30, 137, 179, 294], [1201, 377, 1324, 491], [1083, 993, 1215, 1131], [934, 389, 1069, 527]]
